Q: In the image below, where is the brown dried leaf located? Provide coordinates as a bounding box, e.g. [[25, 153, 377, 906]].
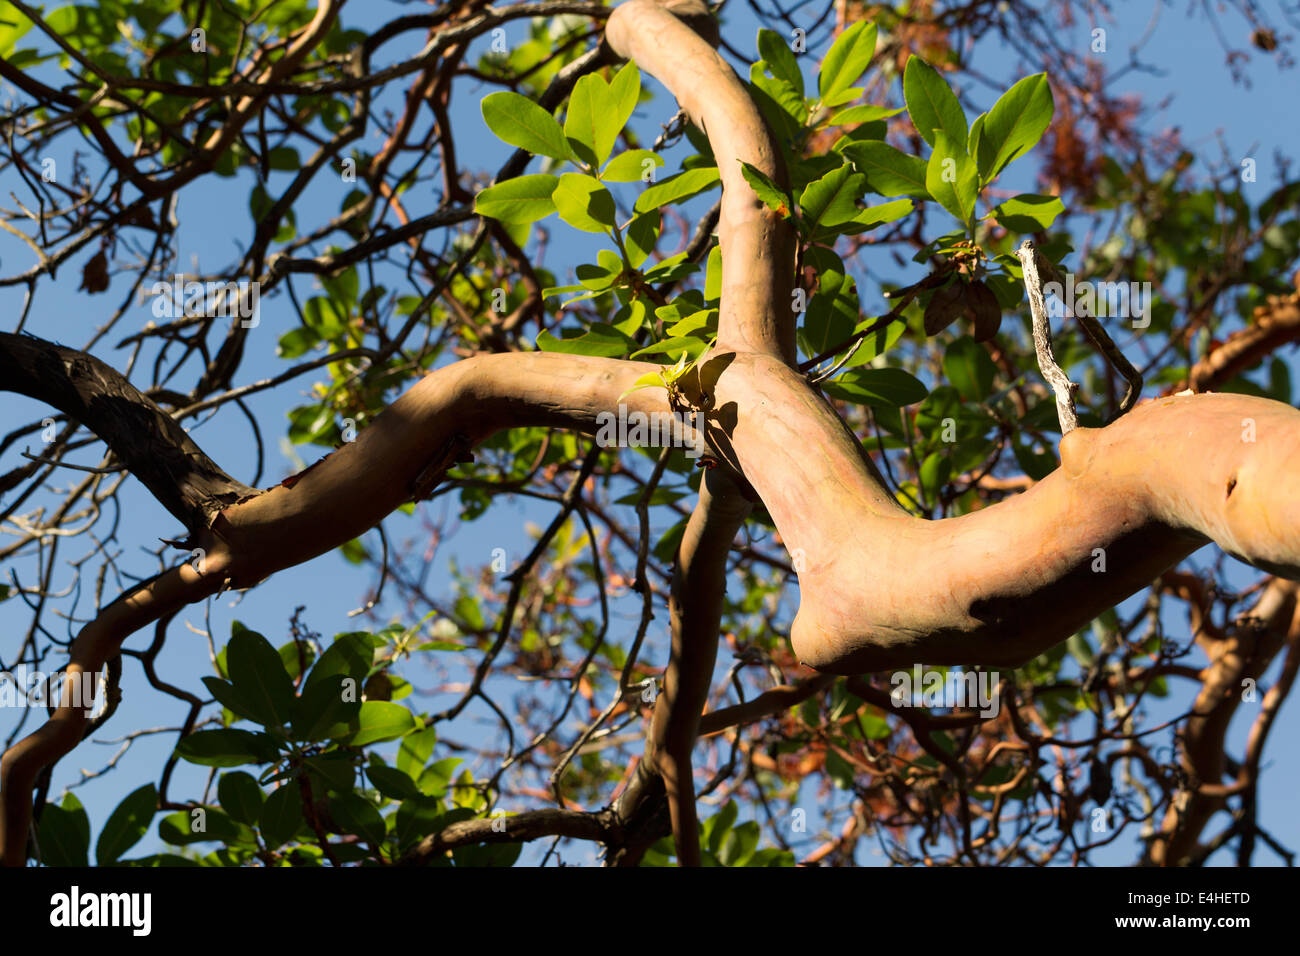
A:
[[79, 251, 110, 294], [966, 280, 1003, 342], [923, 279, 964, 336]]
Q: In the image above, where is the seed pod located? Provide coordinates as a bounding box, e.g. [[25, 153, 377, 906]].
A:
[[1088, 755, 1112, 806], [79, 250, 110, 294], [363, 671, 393, 702], [965, 280, 1003, 342], [923, 279, 964, 336]]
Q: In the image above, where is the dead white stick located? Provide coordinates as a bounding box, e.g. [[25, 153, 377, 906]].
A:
[[1017, 239, 1079, 434]]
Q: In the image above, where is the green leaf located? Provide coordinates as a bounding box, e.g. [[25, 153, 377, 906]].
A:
[[828, 103, 901, 126], [537, 322, 635, 358], [653, 517, 688, 564], [978, 74, 1053, 179], [287, 403, 334, 447], [202, 676, 259, 724], [843, 142, 929, 199], [291, 675, 363, 742], [268, 146, 300, 171], [799, 248, 856, 359], [643, 252, 699, 283], [633, 167, 721, 214], [992, 193, 1065, 232], [625, 210, 660, 269], [822, 367, 928, 408], [304, 632, 374, 694], [279, 640, 317, 680], [1269, 356, 1292, 403], [944, 336, 998, 401], [968, 111, 987, 162], [903, 56, 967, 147], [259, 783, 305, 848], [749, 75, 804, 140], [552, 173, 617, 233], [329, 793, 386, 845], [720, 820, 761, 866], [453, 836, 523, 867], [158, 807, 252, 847], [226, 625, 296, 728], [96, 784, 157, 865], [819, 21, 877, 99], [844, 198, 914, 233], [0, 2, 34, 57], [608, 62, 641, 137], [366, 765, 422, 801], [630, 336, 709, 362], [565, 72, 615, 167], [305, 753, 357, 793], [474, 174, 558, 224], [341, 701, 416, 747], [603, 149, 662, 182], [705, 245, 723, 301], [175, 729, 280, 767], [218, 771, 265, 826], [396, 727, 439, 779], [926, 131, 979, 223], [394, 798, 453, 851], [481, 90, 572, 160], [1012, 434, 1057, 480], [740, 162, 792, 216], [799, 162, 866, 239], [277, 326, 319, 359], [704, 801, 739, 856], [842, 316, 907, 368], [919, 451, 952, 499], [757, 28, 804, 96], [418, 757, 463, 797], [39, 793, 89, 867]]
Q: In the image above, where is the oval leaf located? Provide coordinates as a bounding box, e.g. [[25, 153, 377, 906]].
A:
[[820, 21, 878, 99], [474, 174, 558, 224], [979, 73, 1053, 179], [903, 56, 967, 148], [218, 771, 265, 826], [175, 728, 279, 767], [259, 782, 305, 848], [481, 91, 571, 160], [633, 167, 721, 214], [823, 367, 928, 408], [926, 131, 978, 224], [843, 142, 929, 199], [552, 173, 617, 233], [342, 701, 417, 747], [96, 784, 158, 865], [227, 626, 296, 728]]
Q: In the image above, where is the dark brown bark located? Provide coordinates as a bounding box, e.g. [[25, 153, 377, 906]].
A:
[[0, 332, 257, 530]]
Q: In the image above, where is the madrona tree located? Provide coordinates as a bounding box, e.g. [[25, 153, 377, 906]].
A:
[[1, 0, 1297, 867]]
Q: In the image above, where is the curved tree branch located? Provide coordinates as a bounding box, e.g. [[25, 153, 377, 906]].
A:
[[606, 0, 797, 364], [0, 332, 257, 529], [5, 0, 1300, 871]]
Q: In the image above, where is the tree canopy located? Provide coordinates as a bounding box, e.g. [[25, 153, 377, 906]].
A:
[[1, 0, 1298, 868]]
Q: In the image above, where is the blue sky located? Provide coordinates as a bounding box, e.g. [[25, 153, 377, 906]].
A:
[[0, 0, 1296, 866]]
